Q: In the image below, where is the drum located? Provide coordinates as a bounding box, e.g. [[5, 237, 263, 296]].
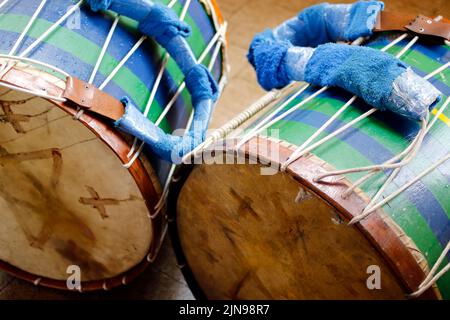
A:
[[0, 0, 227, 291], [169, 30, 450, 299]]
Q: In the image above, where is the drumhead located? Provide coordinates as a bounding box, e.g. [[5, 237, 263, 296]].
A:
[[169, 32, 449, 300], [0, 0, 227, 291], [0, 85, 155, 282]]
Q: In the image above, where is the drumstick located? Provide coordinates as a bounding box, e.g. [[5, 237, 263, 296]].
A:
[[181, 82, 299, 162], [284, 17, 446, 177]]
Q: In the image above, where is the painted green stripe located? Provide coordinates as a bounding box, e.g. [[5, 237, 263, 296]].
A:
[[0, 6, 214, 132], [257, 42, 450, 295], [272, 119, 449, 297], [0, 14, 170, 131]]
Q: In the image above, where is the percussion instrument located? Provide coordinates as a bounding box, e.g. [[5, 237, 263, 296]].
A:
[[169, 28, 450, 299], [0, 0, 227, 291]]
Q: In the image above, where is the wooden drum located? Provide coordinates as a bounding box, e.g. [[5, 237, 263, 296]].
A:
[[0, 0, 226, 291], [169, 31, 450, 299]]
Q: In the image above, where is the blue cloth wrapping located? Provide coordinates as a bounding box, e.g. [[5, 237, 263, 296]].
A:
[[85, 0, 220, 163], [116, 98, 214, 162], [271, 1, 384, 47], [305, 43, 404, 111], [139, 3, 191, 47], [185, 64, 219, 105], [85, 0, 112, 12], [86, 0, 154, 21], [248, 30, 292, 90], [344, 1, 384, 40], [248, 1, 441, 121]]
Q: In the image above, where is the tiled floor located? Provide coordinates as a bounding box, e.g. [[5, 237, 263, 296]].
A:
[[1, 0, 448, 300]]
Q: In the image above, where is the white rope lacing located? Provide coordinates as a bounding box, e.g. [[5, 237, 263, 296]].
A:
[[74, 14, 121, 120], [125, 0, 192, 164], [0, 0, 83, 99], [9, 0, 47, 56], [123, 21, 228, 169], [180, 84, 295, 163], [232, 35, 375, 153], [19, 0, 83, 58], [0, 54, 70, 101], [281, 32, 434, 172], [0, 0, 10, 11], [410, 241, 450, 298], [152, 37, 224, 217], [343, 96, 449, 201], [0, 0, 177, 110]]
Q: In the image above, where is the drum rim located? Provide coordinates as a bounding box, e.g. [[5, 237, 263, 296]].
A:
[[0, 0, 228, 292], [0, 62, 164, 292], [168, 136, 442, 300]]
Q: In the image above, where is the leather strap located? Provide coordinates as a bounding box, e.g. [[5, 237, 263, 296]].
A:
[[374, 11, 415, 32], [405, 15, 450, 41], [374, 11, 450, 41], [63, 76, 125, 121]]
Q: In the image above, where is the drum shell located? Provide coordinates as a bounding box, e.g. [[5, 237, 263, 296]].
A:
[[170, 33, 450, 299], [0, 0, 226, 291]]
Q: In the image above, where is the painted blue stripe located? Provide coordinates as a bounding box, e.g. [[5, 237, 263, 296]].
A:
[[0, 28, 198, 131], [368, 35, 450, 95], [390, 163, 450, 257], [282, 108, 396, 163], [4, 0, 215, 58], [2, 0, 220, 103], [283, 88, 450, 255], [283, 107, 450, 253]]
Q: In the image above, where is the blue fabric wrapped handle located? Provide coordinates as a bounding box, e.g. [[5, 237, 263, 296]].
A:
[[139, 3, 191, 47], [248, 30, 292, 91], [85, 0, 220, 162], [85, 0, 112, 12], [248, 1, 441, 121]]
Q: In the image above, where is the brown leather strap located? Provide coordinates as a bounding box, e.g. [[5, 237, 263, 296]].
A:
[[63, 76, 124, 121], [406, 15, 450, 41], [374, 11, 450, 41], [374, 11, 415, 32]]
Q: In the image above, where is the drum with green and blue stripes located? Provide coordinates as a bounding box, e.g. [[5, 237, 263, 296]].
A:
[[172, 32, 449, 300], [257, 33, 450, 298], [0, 0, 225, 291], [0, 0, 225, 182]]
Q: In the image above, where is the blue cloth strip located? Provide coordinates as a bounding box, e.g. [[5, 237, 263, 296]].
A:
[[185, 64, 219, 105], [248, 1, 441, 121], [86, 0, 113, 12], [139, 3, 192, 47], [305, 43, 405, 112], [271, 1, 384, 47], [248, 30, 292, 91], [85, 0, 219, 163], [116, 98, 214, 162]]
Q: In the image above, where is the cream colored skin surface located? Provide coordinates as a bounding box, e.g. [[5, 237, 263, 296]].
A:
[[0, 80, 152, 281]]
